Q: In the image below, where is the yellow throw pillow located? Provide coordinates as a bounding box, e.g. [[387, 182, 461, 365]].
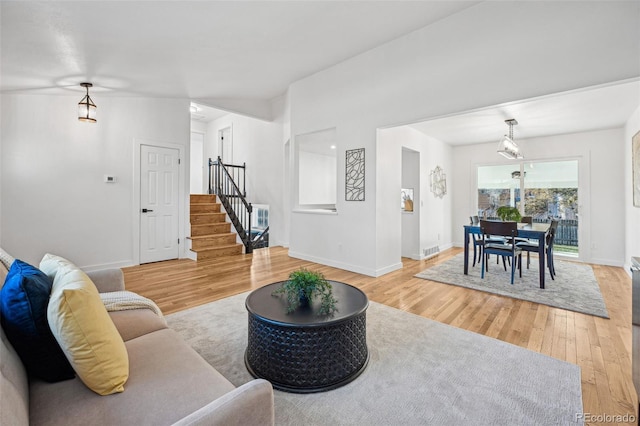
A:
[[47, 262, 129, 395]]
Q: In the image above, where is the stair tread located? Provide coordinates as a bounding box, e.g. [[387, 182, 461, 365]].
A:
[[190, 224, 230, 232], [191, 244, 242, 252], [188, 233, 235, 240], [190, 194, 242, 260]]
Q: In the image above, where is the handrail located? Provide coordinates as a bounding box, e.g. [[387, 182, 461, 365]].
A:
[[208, 157, 269, 254], [252, 226, 269, 249], [209, 157, 246, 198], [218, 159, 251, 212]]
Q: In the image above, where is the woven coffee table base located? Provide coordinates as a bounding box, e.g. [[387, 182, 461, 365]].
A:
[[245, 312, 368, 393]]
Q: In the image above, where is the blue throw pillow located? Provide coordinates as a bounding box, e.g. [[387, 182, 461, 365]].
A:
[[0, 259, 75, 382]]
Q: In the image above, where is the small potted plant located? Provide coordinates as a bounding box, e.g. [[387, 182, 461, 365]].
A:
[[272, 268, 338, 315], [496, 205, 522, 222]]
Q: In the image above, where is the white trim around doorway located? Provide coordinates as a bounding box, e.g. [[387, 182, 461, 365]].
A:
[[132, 138, 187, 265]]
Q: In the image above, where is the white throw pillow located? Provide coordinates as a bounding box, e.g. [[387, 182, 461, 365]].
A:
[[39, 253, 74, 281]]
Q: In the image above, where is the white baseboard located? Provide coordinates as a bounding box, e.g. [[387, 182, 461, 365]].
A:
[[271, 239, 288, 248], [586, 257, 625, 267], [183, 250, 197, 261], [375, 262, 403, 277], [288, 250, 402, 277], [82, 252, 198, 272], [81, 260, 136, 273]]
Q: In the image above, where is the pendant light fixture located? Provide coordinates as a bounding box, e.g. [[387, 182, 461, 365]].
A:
[[497, 118, 522, 159], [78, 82, 97, 123]]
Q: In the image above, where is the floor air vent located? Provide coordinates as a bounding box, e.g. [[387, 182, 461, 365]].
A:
[[423, 245, 440, 260]]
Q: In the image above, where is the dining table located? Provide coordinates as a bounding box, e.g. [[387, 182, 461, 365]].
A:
[[463, 221, 551, 289]]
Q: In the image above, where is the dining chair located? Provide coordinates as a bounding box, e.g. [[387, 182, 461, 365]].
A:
[[469, 216, 483, 267], [514, 216, 533, 244], [516, 220, 558, 280], [479, 220, 522, 285], [470, 216, 504, 267]]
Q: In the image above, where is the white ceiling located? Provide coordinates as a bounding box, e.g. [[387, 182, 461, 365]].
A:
[[410, 79, 640, 146], [0, 1, 477, 101], [1, 1, 638, 137], [190, 103, 229, 123]]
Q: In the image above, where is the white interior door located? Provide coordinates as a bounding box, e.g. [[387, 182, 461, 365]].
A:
[[219, 126, 232, 163], [140, 144, 180, 263]]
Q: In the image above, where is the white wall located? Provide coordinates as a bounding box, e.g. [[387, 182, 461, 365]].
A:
[[190, 120, 208, 193], [280, 92, 292, 247], [1, 94, 190, 269], [380, 126, 453, 264], [287, 1, 637, 276], [205, 108, 285, 247], [299, 151, 336, 205], [625, 106, 640, 271], [191, 121, 207, 134], [451, 127, 626, 266], [190, 132, 205, 194]]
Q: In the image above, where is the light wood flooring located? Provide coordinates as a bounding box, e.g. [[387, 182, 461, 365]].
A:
[[122, 246, 636, 425]]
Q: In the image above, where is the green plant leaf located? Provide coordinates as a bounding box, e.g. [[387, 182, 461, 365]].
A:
[[271, 267, 338, 315], [496, 205, 521, 222]]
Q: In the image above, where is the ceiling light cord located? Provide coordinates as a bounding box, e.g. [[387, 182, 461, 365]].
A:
[[505, 118, 518, 140], [497, 119, 522, 160]]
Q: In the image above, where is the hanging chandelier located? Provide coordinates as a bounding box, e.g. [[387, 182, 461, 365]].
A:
[[497, 118, 522, 159], [78, 82, 97, 123]]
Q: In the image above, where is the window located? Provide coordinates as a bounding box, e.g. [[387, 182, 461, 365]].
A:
[[295, 128, 337, 210], [477, 164, 520, 218], [523, 160, 578, 255], [477, 160, 579, 256], [252, 204, 269, 230]]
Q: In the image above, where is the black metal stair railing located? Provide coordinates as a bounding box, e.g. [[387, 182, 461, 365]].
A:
[[208, 157, 269, 254], [251, 226, 269, 249]]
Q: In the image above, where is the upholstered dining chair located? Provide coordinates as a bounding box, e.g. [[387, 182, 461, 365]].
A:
[[516, 220, 558, 280], [480, 220, 522, 285]]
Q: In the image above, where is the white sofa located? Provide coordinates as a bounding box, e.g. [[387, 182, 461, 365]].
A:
[[0, 249, 274, 425]]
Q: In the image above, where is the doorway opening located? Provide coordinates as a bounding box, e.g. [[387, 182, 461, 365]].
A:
[[219, 126, 233, 163], [401, 147, 420, 259]]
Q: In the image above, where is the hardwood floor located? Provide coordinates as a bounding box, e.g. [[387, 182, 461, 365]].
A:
[[122, 246, 636, 425]]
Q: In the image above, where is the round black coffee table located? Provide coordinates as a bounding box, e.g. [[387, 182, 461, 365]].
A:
[[245, 281, 369, 393]]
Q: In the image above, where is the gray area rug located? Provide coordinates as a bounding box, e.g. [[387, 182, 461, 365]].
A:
[[415, 253, 609, 319], [167, 292, 583, 425]]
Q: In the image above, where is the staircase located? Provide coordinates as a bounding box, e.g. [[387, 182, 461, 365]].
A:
[[188, 194, 243, 260]]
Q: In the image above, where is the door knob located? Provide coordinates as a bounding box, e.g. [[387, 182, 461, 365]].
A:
[[142, 208, 154, 213]]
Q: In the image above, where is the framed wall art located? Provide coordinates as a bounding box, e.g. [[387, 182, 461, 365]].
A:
[[430, 165, 447, 198], [345, 148, 365, 201]]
